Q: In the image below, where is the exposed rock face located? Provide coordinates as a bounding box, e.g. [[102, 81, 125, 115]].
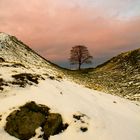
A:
[[5, 102, 67, 140]]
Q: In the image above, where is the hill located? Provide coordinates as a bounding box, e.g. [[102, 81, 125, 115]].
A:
[[0, 32, 63, 74], [70, 48, 140, 101], [96, 48, 140, 70]]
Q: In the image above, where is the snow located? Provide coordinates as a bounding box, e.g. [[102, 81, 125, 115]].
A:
[[0, 32, 10, 41], [0, 78, 140, 140]]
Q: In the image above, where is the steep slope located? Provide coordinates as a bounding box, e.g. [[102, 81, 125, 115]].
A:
[[93, 48, 140, 100], [0, 32, 67, 95], [0, 32, 62, 73], [96, 48, 140, 71]]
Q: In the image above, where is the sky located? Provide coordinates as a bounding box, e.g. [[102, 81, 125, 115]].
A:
[[0, 0, 140, 68]]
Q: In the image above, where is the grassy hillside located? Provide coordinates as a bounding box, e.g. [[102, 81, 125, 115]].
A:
[[63, 48, 140, 101]]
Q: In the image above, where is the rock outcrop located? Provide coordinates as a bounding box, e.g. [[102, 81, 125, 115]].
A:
[[5, 102, 68, 140]]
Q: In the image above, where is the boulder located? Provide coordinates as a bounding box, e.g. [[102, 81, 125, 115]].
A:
[[5, 102, 49, 140], [43, 113, 63, 139], [4, 102, 68, 140], [5, 109, 46, 140], [20, 101, 50, 115]]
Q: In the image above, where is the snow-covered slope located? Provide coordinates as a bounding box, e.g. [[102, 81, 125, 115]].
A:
[[0, 78, 140, 140], [0, 33, 140, 140], [0, 32, 44, 66], [0, 32, 61, 74]]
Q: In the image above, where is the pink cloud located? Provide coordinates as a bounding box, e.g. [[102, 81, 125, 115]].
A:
[[0, 0, 140, 63]]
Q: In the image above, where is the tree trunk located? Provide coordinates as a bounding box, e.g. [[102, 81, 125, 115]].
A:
[[78, 63, 81, 70]]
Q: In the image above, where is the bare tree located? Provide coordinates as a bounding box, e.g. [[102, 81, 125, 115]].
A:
[[70, 45, 93, 70]]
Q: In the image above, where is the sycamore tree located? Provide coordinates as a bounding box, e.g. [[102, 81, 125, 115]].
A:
[[69, 45, 93, 70]]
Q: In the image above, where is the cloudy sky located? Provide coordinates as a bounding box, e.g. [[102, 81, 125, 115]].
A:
[[0, 0, 140, 68]]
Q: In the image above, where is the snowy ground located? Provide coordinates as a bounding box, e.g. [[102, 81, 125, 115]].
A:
[[0, 78, 140, 140]]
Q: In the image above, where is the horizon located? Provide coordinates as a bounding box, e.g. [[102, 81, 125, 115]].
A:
[[0, 0, 140, 68]]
